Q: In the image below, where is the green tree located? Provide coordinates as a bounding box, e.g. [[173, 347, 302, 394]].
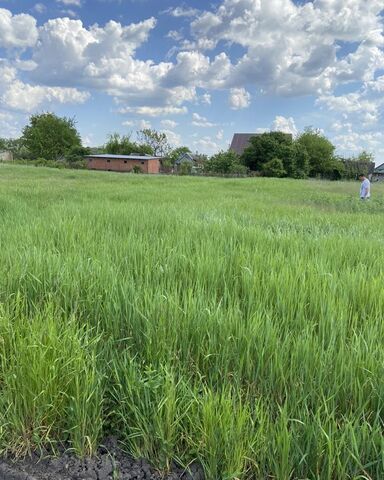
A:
[[241, 132, 294, 173], [261, 158, 286, 177], [291, 142, 310, 178], [205, 150, 248, 174], [104, 133, 153, 156], [137, 129, 170, 157], [22, 113, 82, 160], [296, 128, 338, 177]]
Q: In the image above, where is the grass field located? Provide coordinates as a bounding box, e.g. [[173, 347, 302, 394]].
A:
[[1, 164, 384, 479]]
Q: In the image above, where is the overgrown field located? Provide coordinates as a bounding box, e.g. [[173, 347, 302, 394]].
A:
[[1, 164, 384, 479]]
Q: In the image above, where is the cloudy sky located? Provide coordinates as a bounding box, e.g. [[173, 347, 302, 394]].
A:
[[1, 0, 384, 159]]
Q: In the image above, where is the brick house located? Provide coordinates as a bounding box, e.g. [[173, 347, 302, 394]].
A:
[[86, 154, 161, 174]]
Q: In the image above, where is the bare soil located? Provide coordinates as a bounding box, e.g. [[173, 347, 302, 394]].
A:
[[0, 439, 204, 480]]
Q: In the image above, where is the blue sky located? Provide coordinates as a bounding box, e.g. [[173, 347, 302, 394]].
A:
[[0, 0, 384, 160]]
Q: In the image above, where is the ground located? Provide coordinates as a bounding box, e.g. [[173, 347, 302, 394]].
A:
[[0, 165, 384, 479]]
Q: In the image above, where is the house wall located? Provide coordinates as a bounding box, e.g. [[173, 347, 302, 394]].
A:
[[87, 157, 160, 174], [0, 151, 13, 162]]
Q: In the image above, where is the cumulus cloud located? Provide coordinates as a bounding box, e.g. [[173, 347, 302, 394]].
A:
[[271, 116, 298, 136], [192, 112, 217, 127], [1, 81, 89, 112], [33, 3, 46, 14], [165, 6, 199, 18], [193, 135, 220, 154], [161, 119, 178, 129], [228, 88, 251, 109], [0, 8, 38, 48], [162, 129, 181, 147]]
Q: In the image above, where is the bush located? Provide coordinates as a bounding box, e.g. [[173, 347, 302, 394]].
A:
[[261, 158, 286, 177], [132, 165, 142, 174]]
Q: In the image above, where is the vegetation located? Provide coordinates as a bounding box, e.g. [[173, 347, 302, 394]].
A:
[[22, 113, 82, 160], [103, 133, 153, 156], [0, 164, 383, 479], [204, 150, 248, 175]]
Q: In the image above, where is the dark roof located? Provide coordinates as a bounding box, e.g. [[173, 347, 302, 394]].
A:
[[85, 154, 161, 160], [229, 133, 260, 156], [175, 152, 200, 164], [374, 162, 384, 173]]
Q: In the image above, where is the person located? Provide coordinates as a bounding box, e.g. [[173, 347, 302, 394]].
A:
[[359, 173, 371, 200]]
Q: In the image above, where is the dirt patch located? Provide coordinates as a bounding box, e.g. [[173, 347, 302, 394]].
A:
[[0, 439, 204, 480]]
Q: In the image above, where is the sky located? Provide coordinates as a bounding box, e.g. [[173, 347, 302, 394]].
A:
[[0, 0, 384, 160]]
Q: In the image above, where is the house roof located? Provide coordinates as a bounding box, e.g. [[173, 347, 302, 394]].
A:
[[374, 162, 384, 173], [175, 152, 200, 164], [229, 133, 260, 155], [85, 154, 161, 160]]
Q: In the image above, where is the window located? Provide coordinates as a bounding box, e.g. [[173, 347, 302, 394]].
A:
[[107, 159, 111, 163], [141, 161, 145, 165], [124, 160, 127, 164]]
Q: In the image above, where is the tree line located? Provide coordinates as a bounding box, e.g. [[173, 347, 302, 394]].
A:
[[0, 112, 375, 180]]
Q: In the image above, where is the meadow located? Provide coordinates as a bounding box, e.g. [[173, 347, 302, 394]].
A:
[[0, 164, 384, 479]]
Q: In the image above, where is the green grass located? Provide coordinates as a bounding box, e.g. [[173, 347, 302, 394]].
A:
[[1, 164, 384, 479]]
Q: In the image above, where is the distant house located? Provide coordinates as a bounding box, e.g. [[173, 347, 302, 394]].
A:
[[86, 154, 161, 174], [230, 134, 260, 156], [0, 151, 13, 162], [175, 152, 203, 173], [372, 162, 384, 181]]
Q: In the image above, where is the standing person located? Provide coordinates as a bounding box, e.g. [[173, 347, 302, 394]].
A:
[[359, 174, 371, 200]]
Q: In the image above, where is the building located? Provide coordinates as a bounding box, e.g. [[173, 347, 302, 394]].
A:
[[174, 152, 203, 173], [230, 133, 260, 156], [0, 151, 13, 162], [372, 162, 384, 181], [86, 154, 161, 174]]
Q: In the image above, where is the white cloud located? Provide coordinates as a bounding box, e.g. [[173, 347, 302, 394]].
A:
[[193, 135, 220, 154], [164, 6, 199, 18], [61, 9, 78, 18], [162, 129, 181, 147], [2, 81, 89, 112], [120, 106, 188, 117], [200, 93, 211, 105], [56, 0, 82, 6], [33, 3, 46, 14], [228, 87, 251, 110], [216, 129, 224, 140], [161, 119, 178, 129], [192, 112, 217, 127], [138, 119, 151, 130], [271, 116, 298, 136], [0, 8, 38, 48]]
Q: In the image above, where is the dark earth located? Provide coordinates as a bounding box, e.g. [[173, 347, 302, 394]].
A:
[[0, 438, 204, 480]]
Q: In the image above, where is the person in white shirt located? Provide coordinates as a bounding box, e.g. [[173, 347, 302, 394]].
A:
[[359, 174, 371, 200]]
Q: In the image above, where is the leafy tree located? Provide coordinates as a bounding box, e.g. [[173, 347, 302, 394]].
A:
[[205, 150, 248, 174], [296, 128, 337, 177], [292, 142, 310, 178], [22, 113, 82, 160], [241, 132, 294, 173], [104, 133, 152, 156], [261, 158, 286, 177], [137, 129, 170, 157], [340, 151, 375, 179]]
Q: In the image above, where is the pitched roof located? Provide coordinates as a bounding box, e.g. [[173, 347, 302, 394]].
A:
[[229, 133, 260, 156], [374, 162, 384, 173], [85, 154, 161, 160]]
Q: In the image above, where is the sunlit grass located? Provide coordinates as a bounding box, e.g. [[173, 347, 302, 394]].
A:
[[1, 164, 384, 478]]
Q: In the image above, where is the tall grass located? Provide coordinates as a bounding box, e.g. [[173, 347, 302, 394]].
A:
[[0, 164, 384, 478]]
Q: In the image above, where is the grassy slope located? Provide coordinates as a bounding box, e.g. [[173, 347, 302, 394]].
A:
[[0, 164, 384, 479]]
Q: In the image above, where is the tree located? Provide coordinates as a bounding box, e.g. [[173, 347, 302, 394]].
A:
[[205, 150, 248, 174], [291, 142, 310, 178], [340, 151, 375, 180], [296, 128, 337, 177], [261, 158, 286, 177], [22, 113, 82, 160], [104, 133, 153, 156], [137, 129, 170, 157], [241, 132, 294, 173]]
